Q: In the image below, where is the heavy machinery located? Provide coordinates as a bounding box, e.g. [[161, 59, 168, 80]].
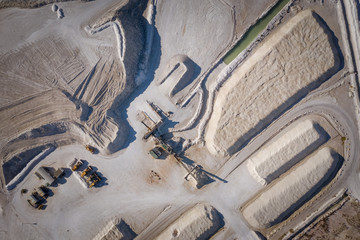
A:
[[149, 147, 162, 159], [89, 177, 101, 188], [27, 199, 44, 210], [81, 166, 93, 177], [85, 145, 95, 154], [37, 186, 48, 198], [72, 159, 84, 171], [86, 172, 98, 183], [88, 173, 101, 188], [159, 140, 173, 154], [27, 192, 45, 210]]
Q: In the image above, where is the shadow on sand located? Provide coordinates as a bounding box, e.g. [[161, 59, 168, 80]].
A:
[[107, 2, 162, 154]]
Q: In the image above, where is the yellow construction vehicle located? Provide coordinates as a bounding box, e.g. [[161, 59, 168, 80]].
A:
[[85, 174, 93, 183], [81, 166, 92, 177], [86, 172, 98, 183], [89, 174, 101, 188], [89, 178, 100, 188], [37, 203, 44, 210], [72, 160, 84, 171], [85, 145, 95, 154], [28, 192, 45, 210]]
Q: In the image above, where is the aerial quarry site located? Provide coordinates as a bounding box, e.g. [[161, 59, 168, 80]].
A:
[[1, 0, 360, 239]]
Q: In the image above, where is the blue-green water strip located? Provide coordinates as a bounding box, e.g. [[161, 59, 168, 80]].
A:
[[223, 0, 291, 65]]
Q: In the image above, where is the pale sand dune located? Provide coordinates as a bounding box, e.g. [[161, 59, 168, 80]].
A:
[[247, 120, 329, 185], [205, 10, 341, 156], [155, 204, 223, 240], [242, 147, 342, 230]]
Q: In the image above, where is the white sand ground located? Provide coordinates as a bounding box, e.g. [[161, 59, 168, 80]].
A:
[[0, 0, 145, 186], [0, 0, 360, 240], [154, 0, 233, 86], [205, 10, 341, 156], [242, 147, 342, 230], [247, 119, 329, 185]]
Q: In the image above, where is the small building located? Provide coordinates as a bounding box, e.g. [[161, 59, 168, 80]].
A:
[[36, 167, 55, 186]]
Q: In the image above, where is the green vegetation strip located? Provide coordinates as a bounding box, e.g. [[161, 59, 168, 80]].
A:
[[223, 0, 290, 65]]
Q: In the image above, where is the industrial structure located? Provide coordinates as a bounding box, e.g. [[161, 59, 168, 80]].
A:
[[35, 167, 60, 186]]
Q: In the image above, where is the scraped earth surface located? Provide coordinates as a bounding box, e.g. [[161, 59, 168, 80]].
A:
[[299, 197, 360, 240]]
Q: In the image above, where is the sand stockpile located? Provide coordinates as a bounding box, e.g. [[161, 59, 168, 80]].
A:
[[155, 204, 223, 240], [205, 10, 341, 156], [158, 55, 196, 99], [247, 120, 329, 185], [93, 218, 136, 240], [242, 147, 343, 230]]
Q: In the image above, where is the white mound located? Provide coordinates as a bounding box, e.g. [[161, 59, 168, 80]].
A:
[[93, 218, 136, 240], [247, 120, 329, 185], [242, 147, 341, 229], [155, 204, 222, 240], [205, 10, 340, 156]]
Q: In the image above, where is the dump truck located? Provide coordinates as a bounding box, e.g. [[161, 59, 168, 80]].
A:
[[85, 145, 95, 154], [81, 166, 93, 177], [72, 159, 84, 171], [28, 192, 45, 209], [37, 186, 48, 198], [27, 199, 44, 210]]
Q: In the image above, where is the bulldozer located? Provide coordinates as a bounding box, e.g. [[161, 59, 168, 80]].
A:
[[81, 166, 93, 177], [85, 145, 95, 154], [72, 159, 84, 171], [89, 177, 101, 188]]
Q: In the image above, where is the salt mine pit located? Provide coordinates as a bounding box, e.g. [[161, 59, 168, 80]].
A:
[[247, 119, 330, 185], [155, 204, 223, 240], [242, 147, 343, 230], [205, 10, 341, 156]]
